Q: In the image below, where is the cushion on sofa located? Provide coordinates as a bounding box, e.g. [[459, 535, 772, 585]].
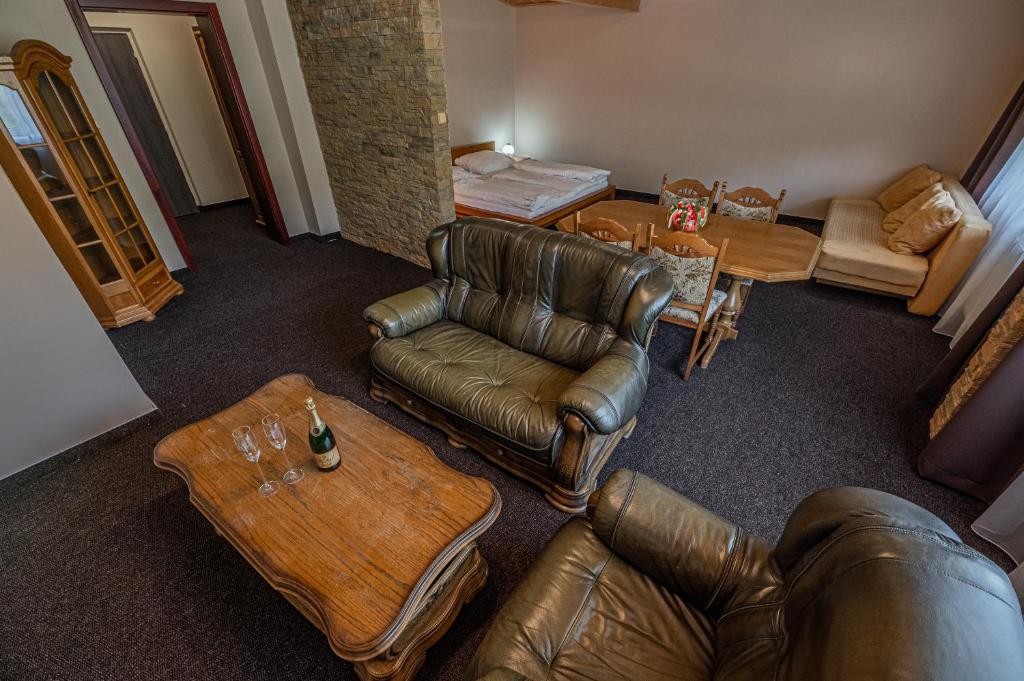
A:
[[468, 517, 716, 681], [370, 320, 578, 458], [882, 182, 944, 233], [888, 193, 963, 255], [876, 164, 942, 212], [817, 199, 929, 289]]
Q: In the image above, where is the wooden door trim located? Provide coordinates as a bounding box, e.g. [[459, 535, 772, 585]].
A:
[[64, 0, 291, 274]]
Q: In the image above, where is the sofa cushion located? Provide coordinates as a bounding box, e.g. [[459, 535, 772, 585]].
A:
[[888, 192, 962, 255], [441, 220, 670, 371], [467, 518, 715, 681], [882, 182, 944, 233], [817, 199, 929, 289], [370, 320, 578, 458], [876, 164, 942, 212]]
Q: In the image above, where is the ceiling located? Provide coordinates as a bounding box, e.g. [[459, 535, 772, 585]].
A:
[[499, 0, 641, 11]]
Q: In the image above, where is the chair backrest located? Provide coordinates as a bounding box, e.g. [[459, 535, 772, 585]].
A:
[[767, 487, 1024, 681], [660, 176, 720, 210], [715, 181, 787, 223], [426, 218, 674, 371], [645, 228, 728, 324], [572, 213, 642, 251]]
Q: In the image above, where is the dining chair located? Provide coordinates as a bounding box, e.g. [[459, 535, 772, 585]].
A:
[[659, 176, 720, 211], [643, 225, 730, 380], [573, 212, 644, 251], [715, 181, 787, 223]]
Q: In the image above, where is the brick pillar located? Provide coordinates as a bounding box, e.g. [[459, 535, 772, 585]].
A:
[[287, 0, 455, 266]]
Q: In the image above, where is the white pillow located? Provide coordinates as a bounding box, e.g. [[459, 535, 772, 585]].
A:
[[454, 150, 513, 175], [452, 166, 473, 183]]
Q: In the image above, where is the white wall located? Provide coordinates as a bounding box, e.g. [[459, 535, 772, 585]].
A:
[[0, 0, 338, 272], [0, 170, 155, 480], [440, 0, 516, 149], [513, 0, 1024, 218], [83, 11, 247, 207]]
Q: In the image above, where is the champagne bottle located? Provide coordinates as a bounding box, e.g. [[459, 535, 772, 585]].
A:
[[305, 397, 340, 472]]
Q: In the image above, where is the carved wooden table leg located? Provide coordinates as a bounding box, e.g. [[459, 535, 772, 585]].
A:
[[355, 544, 488, 681], [701, 277, 751, 369]]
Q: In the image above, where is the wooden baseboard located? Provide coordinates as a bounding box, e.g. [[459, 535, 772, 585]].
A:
[[197, 197, 251, 212]]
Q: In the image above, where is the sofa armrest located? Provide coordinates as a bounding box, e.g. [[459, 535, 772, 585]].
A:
[[362, 280, 446, 339], [559, 339, 648, 435], [909, 220, 991, 316], [588, 469, 777, 614], [473, 669, 529, 681]]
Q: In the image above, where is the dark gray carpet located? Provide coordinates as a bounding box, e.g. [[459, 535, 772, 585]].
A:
[[0, 203, 1002, 680]]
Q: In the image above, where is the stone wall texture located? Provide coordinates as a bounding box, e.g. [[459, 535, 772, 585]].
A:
[[286, 0, 455, 266]]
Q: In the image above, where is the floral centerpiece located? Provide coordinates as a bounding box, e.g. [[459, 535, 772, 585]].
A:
[[667, 201, 709, 232]]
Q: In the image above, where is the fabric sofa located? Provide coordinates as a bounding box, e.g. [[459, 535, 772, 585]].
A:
[[814, 173, 991, 315], [467, 469, 1024, 681], [363, 219, 674, 513]]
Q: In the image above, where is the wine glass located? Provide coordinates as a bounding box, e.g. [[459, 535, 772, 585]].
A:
[[261, 413, 303, 484], [231, 425, 279, 497]]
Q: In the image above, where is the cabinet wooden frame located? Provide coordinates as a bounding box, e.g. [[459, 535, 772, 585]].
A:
[[0, 40, 182, 328]]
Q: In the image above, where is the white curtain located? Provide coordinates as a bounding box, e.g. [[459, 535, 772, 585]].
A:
[[934, 138, 1024, 345]]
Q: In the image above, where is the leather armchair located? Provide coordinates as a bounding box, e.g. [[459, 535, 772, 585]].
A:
[[364, 219, 674, 512], [468, 469, 1024, 680]]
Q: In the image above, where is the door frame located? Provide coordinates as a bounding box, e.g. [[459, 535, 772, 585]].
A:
[[64, 0, 290, 272]]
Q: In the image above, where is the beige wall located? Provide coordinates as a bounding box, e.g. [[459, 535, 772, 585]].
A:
[[440, 0, 516, 149], [0, 0, 338, 272], [0, 170, 155, 480], [513, 0, 1024, 218], [83, 11, 247, 207]]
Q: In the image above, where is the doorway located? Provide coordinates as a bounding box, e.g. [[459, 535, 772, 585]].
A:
[[64, 0, 289, 272]]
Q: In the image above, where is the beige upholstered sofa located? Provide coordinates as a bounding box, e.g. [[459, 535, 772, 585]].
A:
[[813, 173, 991, 316]]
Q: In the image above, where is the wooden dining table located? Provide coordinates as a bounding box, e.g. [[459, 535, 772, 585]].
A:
[[557, 200, 823, 367]]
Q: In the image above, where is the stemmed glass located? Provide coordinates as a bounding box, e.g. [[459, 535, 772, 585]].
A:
[[231, 425, 279, 497], [261, 413, 303, 484]]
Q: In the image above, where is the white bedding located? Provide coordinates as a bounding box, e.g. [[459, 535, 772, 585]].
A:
[[453, 163, 610, 220], [513, 159, 611, 183]]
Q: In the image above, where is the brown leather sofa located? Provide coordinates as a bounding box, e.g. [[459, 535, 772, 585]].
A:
[[364, 219, 673, 512], [468, 469, 1024, 680]]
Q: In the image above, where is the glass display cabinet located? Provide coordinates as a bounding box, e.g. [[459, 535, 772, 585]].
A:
[[0, 39, 182, 328]]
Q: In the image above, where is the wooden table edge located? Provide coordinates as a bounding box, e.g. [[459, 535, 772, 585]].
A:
[[152, 373, 503, 661]]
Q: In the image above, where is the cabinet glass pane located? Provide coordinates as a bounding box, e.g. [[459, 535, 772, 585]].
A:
[[130, 226, 156, 266], [115, 231, 145, 271], [66, 139, 101, 189], [92, 188, 126, 232], [50, 75, 91, 136], [82, 136, 114, 184], [108, 185, 137, 225], [35, 74, 74, 139], [52, 198, 99, 245], [79, 243, 121, 285], [20, 146, 72, 198], [0, 84, 44, 145]]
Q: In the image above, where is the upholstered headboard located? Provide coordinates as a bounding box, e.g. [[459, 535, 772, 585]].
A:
[[451, 141, 495, 164]]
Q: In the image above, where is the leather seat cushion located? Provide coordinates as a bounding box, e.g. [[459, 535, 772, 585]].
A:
[[371, 320, 578, 457], [469, 518, 715, 681], [816, 198, 929, 288]]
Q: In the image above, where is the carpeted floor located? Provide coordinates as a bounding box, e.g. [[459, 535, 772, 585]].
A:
[[0, 203, 1003, 680]]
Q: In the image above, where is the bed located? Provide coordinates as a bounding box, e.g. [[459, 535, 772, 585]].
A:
[[451, 142, 616, 228]]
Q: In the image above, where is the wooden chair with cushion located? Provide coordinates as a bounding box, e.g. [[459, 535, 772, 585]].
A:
[[642, 225, 730, 380], [715, 181, 787, 223], [659, 176, 720, 210], [573, 213, 643, 251]]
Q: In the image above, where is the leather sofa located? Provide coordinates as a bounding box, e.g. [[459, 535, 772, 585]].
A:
[[813, 173, 991, 316], [468, 469, 1024, 681], [364, 218, 674, 513]]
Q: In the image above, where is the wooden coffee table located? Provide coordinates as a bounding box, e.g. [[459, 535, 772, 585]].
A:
[[154, 374, 501, 680]]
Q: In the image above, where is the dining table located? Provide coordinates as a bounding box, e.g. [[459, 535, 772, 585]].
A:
[[557, 200, 823, 367]]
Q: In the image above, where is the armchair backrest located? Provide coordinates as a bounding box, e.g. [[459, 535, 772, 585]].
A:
[[426, 218, 673, 371], [765, 487, 1024, 681]]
